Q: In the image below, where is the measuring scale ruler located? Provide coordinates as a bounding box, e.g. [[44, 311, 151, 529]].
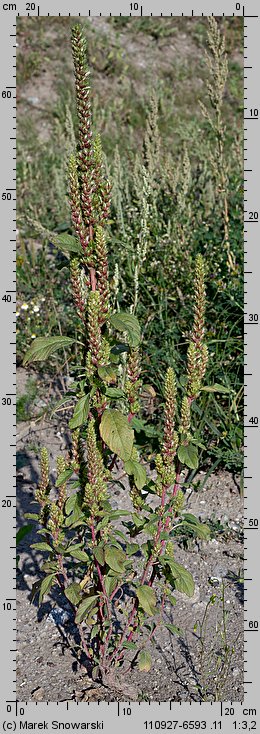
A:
[[0, 0, 259, 730]]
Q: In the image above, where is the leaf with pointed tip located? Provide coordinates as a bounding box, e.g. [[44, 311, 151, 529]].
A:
[[124, 458, 147, 490], [201, 383, 230, 393], [39, 574, 56, 604], [104, 545, 126, 573], [110, 312, 141, 348], [177, 442, 198, 470], [64, 582, 82, 605], [136, 585, 157, 616], [23, 336, 75, 365], [165, 623, 183, 637], [138, 649, 152, 672], [69, 394, 90, 429], [75, 595, 99, 624], [100, 409, 134, 461]]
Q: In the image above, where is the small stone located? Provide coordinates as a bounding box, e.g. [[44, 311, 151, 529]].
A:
[[27, 96, 40, 105], [31, 687, 45, 701], [232, 667, 240, 678]]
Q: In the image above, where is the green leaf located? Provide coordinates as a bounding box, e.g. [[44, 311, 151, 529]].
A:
[[23, 336, 75, 366], [131, 416, 158, 438], [124, 459, 147, 490], [122, 641, 137, 650], [100, 409, 134, 461], [16, 524, 33, 545], [105, 387, 124, 398], [69, 394, 90, 429], [55, 468, 74, 487], [64, 493, 84, 527], [39, 574, 56, 603], [104, 545, 126, 573], [75, 595, 99, 624], [93, 543, 105, 566], [165, 559, 195, 598], [68, 547, 89, 562], [132, 512, 145, 528], [165, 623, 183, 637], [98, 365, 117, 384], [177, 442, 198, 470], [64, 582, 82, 605], [125, 542, 139, 556], [65, 493, 78, 515], [181, 513, 210, 540], [104, 575, 118, 596], [41, 561, 59, 573], [50, 394, 75, 418], [31, 542, 52, 552], [138, 649, 152, 672], [201, 383, 230, 393], [90, 623, 100, 641], [24, 513, 40, 521], [51, 232, 81, 255], [110, 312, 141, 348], [136, 585, 157, 616]]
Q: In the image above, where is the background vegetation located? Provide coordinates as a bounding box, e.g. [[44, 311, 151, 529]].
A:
[[17, 16, 243, 478]]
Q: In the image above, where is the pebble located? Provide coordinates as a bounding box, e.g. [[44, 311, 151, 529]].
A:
[[31, 686, 45, 701], [232, 667, 240, 678], [27, 96, 40, 105]]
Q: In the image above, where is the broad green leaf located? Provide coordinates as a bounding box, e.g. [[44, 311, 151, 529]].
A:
[[110, 312, 141, 348], [69, 394, 90, 429], [165, 590, 177, 606], [132, 513, 145, 528], [100, 409, 134, 461], [90, 623, 100, 641], [122, 641, 137, 650], [201, 383, 230, 393], [165, 559, 195, 598], [181, 513, 210, 540], [51, 232, 81, 255], [107, 510, 130, 520], [136, 585, 157, 616], [104, 575, 118, 596], [105, 387, 124, 398], [39, 574, 56, 603], [68, 547, 89, 562], [41, 561, 59, 573], [104, 545, 126, 573], [138, 649, 152, 672], [23, 336, 75, 366], [93, 543, 105, 566], [75, 595, 99, 624], [64, 494, 84, 527], [165, 623, 183, 637], [65, 493, 78, 515], [55, 468, 74, 487], [31, 542, 52, 552], [98, 365, 117, 384], [64, 582, 82, 605], [26, 221, 81, 258], [124, 458, 147, 490], [177, 442, 198, 470], [125, 542, 139, 556], [131, 417, 158, 438], [16, 524, 32, 545]]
